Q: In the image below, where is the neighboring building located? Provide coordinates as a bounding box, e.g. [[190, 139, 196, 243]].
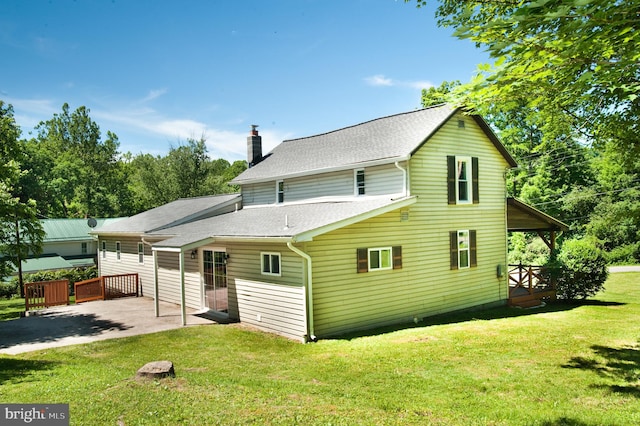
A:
[[21, 218, 122, 274], [93, 104, 564, 342]]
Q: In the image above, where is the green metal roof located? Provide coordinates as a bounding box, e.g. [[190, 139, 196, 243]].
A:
[[20, 256, 74, 273], [41, 218, 124, 242]]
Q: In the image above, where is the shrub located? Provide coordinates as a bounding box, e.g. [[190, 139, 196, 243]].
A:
[[0, 280, 19, 299], [551, 237, 608, 300], [8, 267, 98, 296]]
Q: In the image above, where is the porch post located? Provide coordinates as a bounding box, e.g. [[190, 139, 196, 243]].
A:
[[180, 251, 187, 326], [153, 249, 159, 317]]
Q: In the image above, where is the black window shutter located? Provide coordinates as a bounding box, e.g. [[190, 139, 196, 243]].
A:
[[449, 231, 458, 270], [470, 230, 477, 267], [392, 246, 402, 269], [472, 157, 479, 204], [447, 156, 456, 204], [357, 248, 368, 273]]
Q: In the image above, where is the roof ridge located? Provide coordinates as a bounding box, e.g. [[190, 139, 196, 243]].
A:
[[281, 103, 451, 144]]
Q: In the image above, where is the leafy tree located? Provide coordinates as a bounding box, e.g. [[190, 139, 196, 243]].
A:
[[0, 101, 45, 295], [35, 104, 125, 218], [407, 0, 640, 155], [128, 139, 247, 212]]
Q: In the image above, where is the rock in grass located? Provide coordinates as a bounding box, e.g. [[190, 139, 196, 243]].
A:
[[136, 361, 175, 379]]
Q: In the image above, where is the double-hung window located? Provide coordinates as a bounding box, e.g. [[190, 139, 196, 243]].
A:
[[447, 156, 479, 204], [138, 242, 144, 264], [355, 169, 365, 196], [261, 252, 281, 276], [101, 241, 106, 259], [116, 241, 121, 261], [276, 180, 284, 204], [450, 230, 477, 270]]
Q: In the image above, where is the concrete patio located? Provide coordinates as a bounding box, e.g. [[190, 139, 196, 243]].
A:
[[0, 297, 215, 355]]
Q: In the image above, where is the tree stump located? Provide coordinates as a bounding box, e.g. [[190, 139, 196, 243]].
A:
[[136, 361, 175, 379]]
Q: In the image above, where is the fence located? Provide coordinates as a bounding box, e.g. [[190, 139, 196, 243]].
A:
[[75, 273, 139, 303], [24, 279, 70, 311]]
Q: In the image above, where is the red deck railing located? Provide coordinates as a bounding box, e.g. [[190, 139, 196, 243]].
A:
[[75, 273, 139, 303], [24, 280, 70, 311]]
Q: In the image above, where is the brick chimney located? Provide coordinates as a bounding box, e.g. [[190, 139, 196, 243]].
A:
[[247, 124, 262, 167]]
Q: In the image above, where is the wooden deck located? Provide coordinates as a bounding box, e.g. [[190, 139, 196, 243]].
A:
[[508, 264, 556, 308]]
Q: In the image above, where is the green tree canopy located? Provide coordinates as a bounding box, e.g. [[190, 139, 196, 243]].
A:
[[0, 101, 45, 287], [35, 104, 125, 218], [408, 0, 640, 154]]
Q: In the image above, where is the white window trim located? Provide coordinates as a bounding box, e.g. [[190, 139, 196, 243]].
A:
[[368, 247, 393, 271], [354, 168, 365, 196], [276, 180, 284, 204], [457, 230, 470, 269], [455, 156, 473, 204], [116, 241, 121, 262], [261, 252, 282, 276], [138, 242, 144, 264]]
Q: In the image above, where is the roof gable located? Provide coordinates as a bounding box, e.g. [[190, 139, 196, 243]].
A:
[[232, 104, 517, 184]]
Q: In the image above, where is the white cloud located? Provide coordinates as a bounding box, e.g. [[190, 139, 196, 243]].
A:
[[5, 95, 292, 161], [365, 74, 394, 86], [139, 88, 167, 103], [364, 74, 433, 90]]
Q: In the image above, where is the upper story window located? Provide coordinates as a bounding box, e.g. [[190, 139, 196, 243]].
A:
[[116, 241, 121, 261], [138, 242, 144, 264], [447, 156, 479, 205], [355, 169, 365, 196], [276, 180, 284, 204], [261, 252, 281, 276]]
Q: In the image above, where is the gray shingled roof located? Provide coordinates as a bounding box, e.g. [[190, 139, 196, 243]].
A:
[[150, 196, 417, 248], [232, 104, 458, 184], [93, 194, 241, 234]]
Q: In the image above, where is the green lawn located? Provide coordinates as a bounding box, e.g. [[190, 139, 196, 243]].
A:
[[0, 297, 25, 321], [1, 274, 639, 425]]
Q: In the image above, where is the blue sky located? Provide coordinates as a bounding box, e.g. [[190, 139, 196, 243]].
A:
[[1, 0, 488, 162]]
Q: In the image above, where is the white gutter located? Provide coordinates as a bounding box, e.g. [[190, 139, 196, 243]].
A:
[[287, 242, 316, 342], [395, 161, 409, 197]]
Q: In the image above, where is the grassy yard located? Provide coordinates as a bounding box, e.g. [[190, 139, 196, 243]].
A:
[[0, 297, 26, 321], [1, 274, 639, 425]]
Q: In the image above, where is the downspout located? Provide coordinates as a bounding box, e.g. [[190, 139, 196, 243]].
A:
[[395, 161, 409, 197], [142, 237, 159, 318], [287, 242, 316, 342]]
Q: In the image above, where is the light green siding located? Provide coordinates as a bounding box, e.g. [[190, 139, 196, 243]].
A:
[[307, 112, 511, 337]]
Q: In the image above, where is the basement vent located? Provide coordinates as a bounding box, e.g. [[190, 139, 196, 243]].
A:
[[400, 210, 409, 222]]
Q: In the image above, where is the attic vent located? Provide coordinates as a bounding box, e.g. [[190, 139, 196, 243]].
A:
[[458, 119, 465, 129], [400, 210, 409, 222]]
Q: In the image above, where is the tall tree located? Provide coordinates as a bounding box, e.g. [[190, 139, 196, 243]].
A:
[[35, 104, 124, 218], [128, 138, 247, 212], [407, 0, 640, 155], [0, 101, 45, 294]]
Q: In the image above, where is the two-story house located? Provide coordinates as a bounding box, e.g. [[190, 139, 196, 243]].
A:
[[93, 104, 563, 342]]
